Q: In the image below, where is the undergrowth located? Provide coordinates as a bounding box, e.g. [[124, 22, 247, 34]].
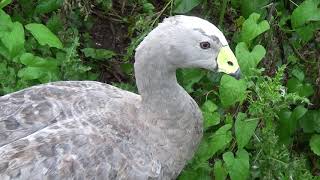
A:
[[0, 0, 319, 179]]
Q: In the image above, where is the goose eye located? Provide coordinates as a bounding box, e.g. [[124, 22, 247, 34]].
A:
[[200, 42, 211, 49]]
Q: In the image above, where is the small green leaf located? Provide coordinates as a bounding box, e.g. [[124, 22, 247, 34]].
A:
[[291, 0, 320, 28], [310, 134, 320, 156], [235, 113, 259, 149], [0, 0, 12, 9], [236, 42, 266, 77], [18, 67, 46, 80], [219, 75, 247, 107], [214, 160, 227, 180], [81, 48, 116, 60], [25, 23, 63, 49], [239, 13, 270, 44], [223, 149, 250, 180], [173, 0, 202, 14]]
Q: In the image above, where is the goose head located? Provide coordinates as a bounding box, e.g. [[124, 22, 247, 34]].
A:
[[135, 15, 241, 79]]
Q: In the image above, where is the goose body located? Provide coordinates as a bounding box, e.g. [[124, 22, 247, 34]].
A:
[[0, 16, 240, 179]]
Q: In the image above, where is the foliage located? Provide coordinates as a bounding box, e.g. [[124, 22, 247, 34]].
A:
[[1, 0, 320, 179]]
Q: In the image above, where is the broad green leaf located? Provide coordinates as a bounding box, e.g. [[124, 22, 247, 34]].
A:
[[25, 23, 63, 49], [179, 69, 205, 93], [173, 0, 202, 14], [287, 77, 314, 97], [18, 67, 47, 80], [295, 24, 317, 42], [291, 0, 320, 28], [239, 13, 270, 44], [310, 134, 320, 156], [214, 160, 227, 180], [219, 75, 247, 107], [236, 42, 266, 77], [292, 68, 305, 81], [193, 124, 232, 164], [0, 9, 12, 28], [278, 106, 308, 144], [223, 149, 250, 180], [300, 110, 320, 133], [20, 53, 58, 70], [179, 166, 211, 180], [239, 0, 269, 18], [35, 0, 63, 14], [81, 48, 116, 60], [1, 22, 25, 59], [0, 0, 12, 9], [235, 113, 259, 149], [202, 100, 220, 128]]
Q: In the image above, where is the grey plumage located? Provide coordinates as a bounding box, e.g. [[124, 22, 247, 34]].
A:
[[0, 15, 239, 179]]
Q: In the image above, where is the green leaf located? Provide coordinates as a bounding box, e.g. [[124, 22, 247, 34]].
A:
[[173, 0, 202, 14], [35, 0, 63, 14], [291, 0, 320, 28], [18, 67, 47, 80], [214, 160, 227, 180], [179, 69, 205, 93], [25, 23, 63, 49], [219, 75, 247, 107], [0, 0, 12, 9], [202, 100, 220, 128], [236, 42, 266, 77], [1, 22, 25, 59], [20, 53, 58, 70], [81, 48, 116, 60], [278, 106, 308, 144], [310, 134, 320, 156], [239, 0, 269, 18], [235, 113, 259, 149], [239, 13, 270, 44], [223, 149, 250, 180], [300, 110, 320, 133], [193, 124, 232, 165], [287, 77, 314, 97]]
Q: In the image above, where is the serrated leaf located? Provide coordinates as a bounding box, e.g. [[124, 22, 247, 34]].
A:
[[235, 113, 259, 149], [236, 42, 266, 77], [25, 23, 63, 49], [300, 110, 320, 133], [310, 134, 320, 156], [173, 0, 202, 13], [223, 149, 250, 180], [291, 0, 320, 28], [219, 75, 247, 107], [214, 160, 227, 180], [238, 13, 270, 44], [0, 0, 12, 9]]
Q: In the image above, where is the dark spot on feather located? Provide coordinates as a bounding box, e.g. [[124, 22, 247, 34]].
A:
[[0, 162, 8, 173], [4, 117, 20, 130], [8, 169, 21, 178], [11, 139, 29, 150], [12, 151, 26, 158], [37, 143, 56, 157]]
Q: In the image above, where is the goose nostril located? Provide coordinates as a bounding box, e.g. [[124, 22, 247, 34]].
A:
[[227, 61, 233, 66]]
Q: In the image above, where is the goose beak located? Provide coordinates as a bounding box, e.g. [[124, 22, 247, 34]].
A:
[[216, 46, 241, 79]]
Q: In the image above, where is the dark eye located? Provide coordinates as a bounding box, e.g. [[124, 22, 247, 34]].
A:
[[200, 42, 211, 49]]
